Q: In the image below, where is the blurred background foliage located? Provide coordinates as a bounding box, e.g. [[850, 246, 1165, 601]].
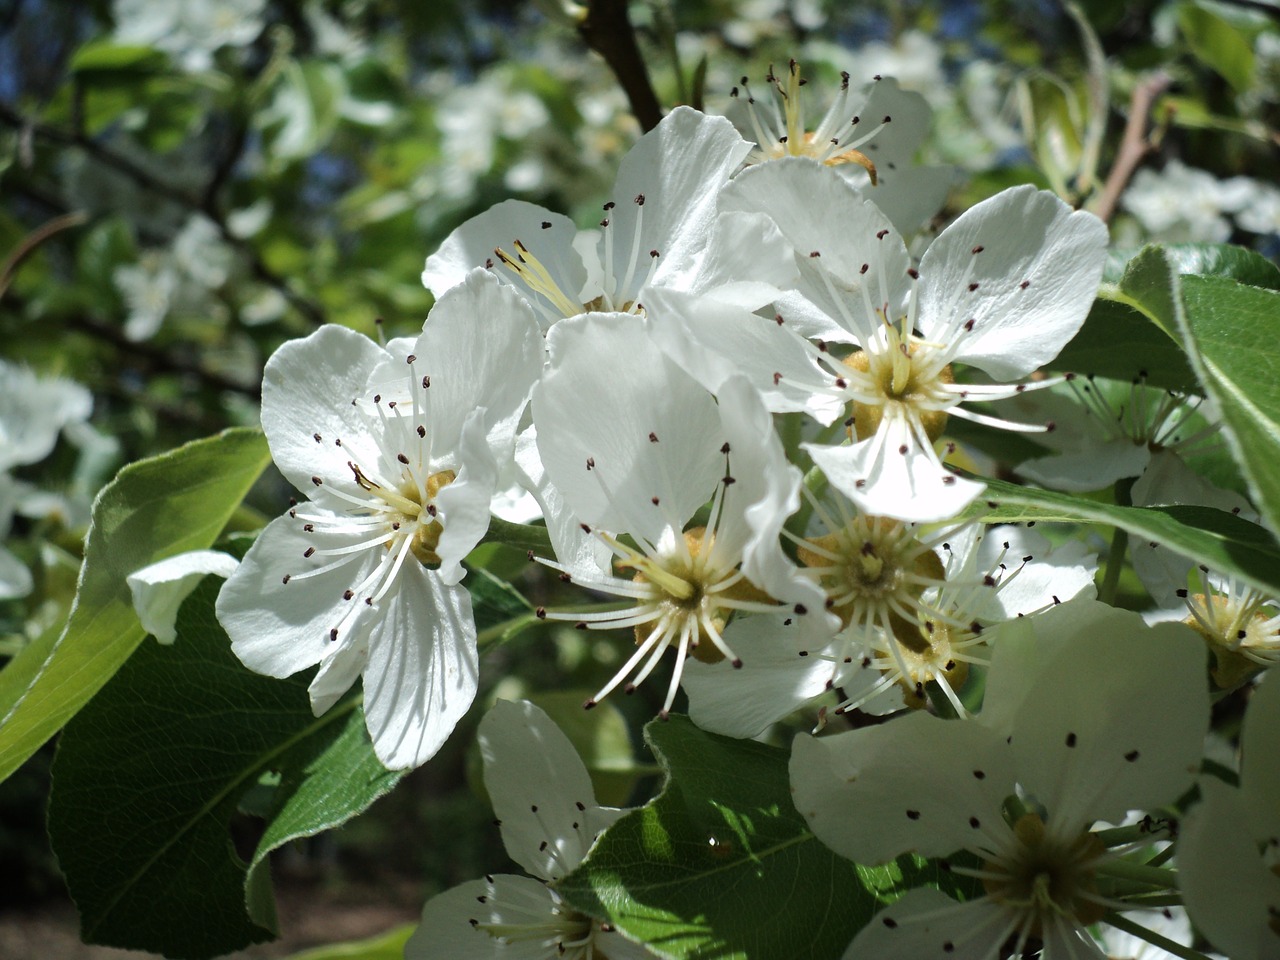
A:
[[1, 0, 1277, 924]]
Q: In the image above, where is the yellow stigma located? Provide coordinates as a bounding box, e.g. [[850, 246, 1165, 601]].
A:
[[619, 528, 768, 664], [843, 333, 955, 444]]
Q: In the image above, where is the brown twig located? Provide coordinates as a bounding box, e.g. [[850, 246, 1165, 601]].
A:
[[0, 209, 88, 301], [578, 0, 663, 133], [0, 101, 327, 327], [1091, 73, 1171, 224]]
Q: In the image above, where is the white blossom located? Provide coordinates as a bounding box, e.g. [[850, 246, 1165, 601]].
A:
[[791, 600, 1208, 959], [216, 270, 542, 768], [404, 699, 655, 960]]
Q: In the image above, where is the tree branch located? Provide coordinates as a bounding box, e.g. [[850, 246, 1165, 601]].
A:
[[0, 101, 328, 327], [1090, 73, 1171, 224], [578, 0, 663, 133]]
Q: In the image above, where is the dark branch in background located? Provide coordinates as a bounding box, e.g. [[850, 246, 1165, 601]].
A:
[[1091, 73, 1171, 224], [0, 101, 328, 327], [65, 313, 261, 399], [578, 0, 663, 133]]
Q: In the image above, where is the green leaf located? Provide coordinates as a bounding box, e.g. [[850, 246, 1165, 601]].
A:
[[68, 40, 168, 74], [963, 476, 1280, 596], [1105, 243, 1280, 289], [1178, 1, 1258, 92], [1047, 297, 1199, 391], [558, 716, 970, 960], [1177, 275, 1280, 535], [48, 578, 402, 959], [0, 428, 270, 784], [281, 924, 415, 960]]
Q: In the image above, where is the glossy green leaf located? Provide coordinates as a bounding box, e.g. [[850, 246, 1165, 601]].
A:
[[48, 578, 402, 959], [1177, 275, 1280, 535], [962, 476, 1280, 596], [1047, 297, 1198, 390], [1105, 243, 1280, 289], [0, 428, 271, 784], [558, 716, 971, 960]]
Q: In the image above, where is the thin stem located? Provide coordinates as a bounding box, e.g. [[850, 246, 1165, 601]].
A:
[[1103, 911, 1214, 960], [1095, 857, 1178, 889], [1098, 476, 1135, 605], [578, 0, 663, 132]]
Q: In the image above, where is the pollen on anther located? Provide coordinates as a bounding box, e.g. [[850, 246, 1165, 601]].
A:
[[343, 589, 354, 600], [407, 354, 417, 364], [329, 628, 338, 642], [541, 221, 552, 229], [313, 433, 322, 442], [397, 453, 410, 464], [649, 431, 659, 443]]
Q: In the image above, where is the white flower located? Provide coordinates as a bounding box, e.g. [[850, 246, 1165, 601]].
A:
[[530, 314, 831, 717], [404, 699, 656, 960], [113, 0, 266, 72], [727, 64, 952, 235], [0, 361, 92, 471], [684, 519, 1095, 737], [128, 550, 239, 644], [1179, 676, 1280, 960], [422, 106, 778, 329], [216, 270, 543, 768], [1121, 161, 1236, 243], [0, 473, 32, 601], [715, 164, 1107, 522], [1014, 375, 1222, 493], [790, 600, 1209, 959]]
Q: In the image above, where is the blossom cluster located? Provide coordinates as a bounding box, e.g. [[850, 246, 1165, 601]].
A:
[[186, 66, 1279, 960]]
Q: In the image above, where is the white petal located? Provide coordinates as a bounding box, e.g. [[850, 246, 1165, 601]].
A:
[[917, 185, 1108, 380], [0, 545, 32, 601], [790, 713, 1017, 865], [360, 564, 478, 769], [1241, 675, 1280, 847], [1016, 439, 1151, 492], [715, 376, 831, 618], [308, 632, 368, 716], [843, 890, 1028, 960], [1179, 778, 1280, 960], [643, 285, 843, 423], [608, 106, 751, 297], [845, 79, 953, 236], [217, 512, 373, 679], [719, 158, 912, 342], [128, 549, 239, 644], [260, 324, 388, 498], [404, 875, 560, 960], [511, 425, 611, 578], [480, 699, 625, 881], [687, 209, 800, 310], [683, 616, 831, 738], [434, 409, 500, 586], [1009, 608, 1209, 831], [534, 314, 723, 544], [421, 199, 587, 310], [409, 268, 543, 459], [805, 428, 984, 524], [978, 525, 1097, 619]]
